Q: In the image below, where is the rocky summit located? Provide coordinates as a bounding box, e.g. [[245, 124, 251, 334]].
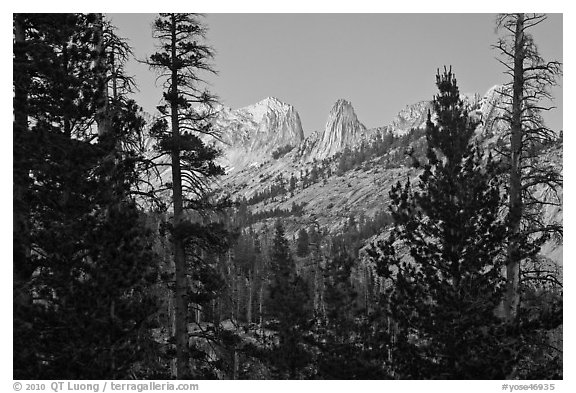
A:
[[313, 99, 368, 160], [391, 100, 432, 136], [211, 97, 304, 172]]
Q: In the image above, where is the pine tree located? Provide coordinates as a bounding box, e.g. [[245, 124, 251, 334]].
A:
[[267, 220, 312, 378], [14, 14, 103, 377], [145, 13, 229, 378], [13, 14, 162, 378], [494, 13, 562, 325], [289, 173, 297, 193], [295, 228, 310, 257], [493, 13, 563, 379], [367, 67, 514, 379]]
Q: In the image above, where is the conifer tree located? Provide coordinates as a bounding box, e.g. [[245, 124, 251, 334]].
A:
[[14, 13, 104, 377], [13, 14, 162, 378], [145, 13, 229, 378], [267, 220, 312, 378], [296, 228, 310, 257], [494, 13, 562, 324], [289, 173, 297, 193], [491, 12, 563, 379], [367, 67, 514, 379]]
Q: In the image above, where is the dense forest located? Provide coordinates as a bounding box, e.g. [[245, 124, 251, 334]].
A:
[[13, 13, 562, 380]]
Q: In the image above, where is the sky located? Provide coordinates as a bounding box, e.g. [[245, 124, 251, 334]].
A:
[[107, 13, 563, 136]]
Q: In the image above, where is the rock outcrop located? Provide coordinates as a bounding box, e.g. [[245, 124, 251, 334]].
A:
[[313, 99, 367, 160], [391, 100, 432, 136], [212, 97, 304, 171]]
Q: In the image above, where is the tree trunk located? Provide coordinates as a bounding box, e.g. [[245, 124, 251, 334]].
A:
[[313, 248, 325, 318], [235, 273, 241, 321], [94, 13, 111, 138], [227, 249, 236, 321], [195, 304, 202, 324], [232, 349, 239, 380], [505, 13, 525, 324], [169, 14, 190, 379], [211, 298, 218, 324], [246, 273, 252, 324], [313, 251, 319, 312], [168, 294, 177, 377], [364, 267, 370, 314], [259, 284, 264, 332], [13, 14, 32, 308], [111, 51, 118, 101]]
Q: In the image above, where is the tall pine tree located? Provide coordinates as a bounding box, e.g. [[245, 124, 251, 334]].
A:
[[367, 67, 514, 379], [493, 13, 563, 378], [13, 14, 162, 379], [494, 13, 562, 324], [145, 13, 229, 378]]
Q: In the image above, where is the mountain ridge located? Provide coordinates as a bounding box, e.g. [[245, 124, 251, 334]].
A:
[[137, 83, 562, 267], [208, 84, 562, 268]]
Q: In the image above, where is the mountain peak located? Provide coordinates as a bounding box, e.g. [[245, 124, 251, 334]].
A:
[[390, 100, 432, 136], [210, 97, 304, 170], [258, 96, 285, 105], [241, 96, 295, 124], [333, 98, 352, 107], [252, 96, 288, 111], [313, 99, 366, 160], [326, 98, 359, 122], [329, 99, 356, 116]]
